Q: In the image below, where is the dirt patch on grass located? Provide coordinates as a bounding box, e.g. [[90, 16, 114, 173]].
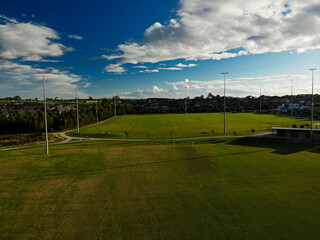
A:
[[179, 147, 215, 175]]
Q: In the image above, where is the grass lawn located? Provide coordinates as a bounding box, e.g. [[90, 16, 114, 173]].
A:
[[0, 138, 319, 239], [68, 112, 310, 139], [0, 133, 64, 149]]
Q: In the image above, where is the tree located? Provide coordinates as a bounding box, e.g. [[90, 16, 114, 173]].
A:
[[14, 96, 22, 101]]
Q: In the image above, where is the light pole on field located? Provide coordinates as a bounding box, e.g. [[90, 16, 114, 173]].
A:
[[259, 82, 262, 112], [291, 79, 293, 117], [309, 68, 316, 144], [114, 95, 117, 116], [76, 80, 80, 134], [42, 75, 49, 154], [184, 79, 189, 113], [95, 83, 98, 123], [221, 72, 229, 134], [36, 65, 49, 155]]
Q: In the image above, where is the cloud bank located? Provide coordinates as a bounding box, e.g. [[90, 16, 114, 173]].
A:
[[0, 15, 72, 61], [104, 0, 320, 72], [116, 74, 319, 99], [0, 15, 85, 98], [0, 61, 88, 98]]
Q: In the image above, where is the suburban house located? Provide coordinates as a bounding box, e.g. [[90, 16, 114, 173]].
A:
[[278, 103, 299, 113]]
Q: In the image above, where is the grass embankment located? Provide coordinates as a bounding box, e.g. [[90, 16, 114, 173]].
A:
[[0, 139, 319, 239], [68, 112, 310, 139], [0, 133, 64, 149]]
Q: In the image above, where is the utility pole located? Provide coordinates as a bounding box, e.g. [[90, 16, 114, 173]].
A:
[[76, 81, 80, 134], [309, 68, 316, 144], [221, 72, 229, 134]]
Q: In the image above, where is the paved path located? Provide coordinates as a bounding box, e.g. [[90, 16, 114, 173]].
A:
[[1, 116, 278, 152], [1, 130, 275, 152]]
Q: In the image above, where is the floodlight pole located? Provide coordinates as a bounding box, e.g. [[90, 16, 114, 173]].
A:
[[76, 81, 80, 134], [114, 96, 117, 116], [95, 83, 98, 123], [259, 82, 262, 112], [291, 80, 293, 117], [221, 72, 229, 134], [309, 68, 316, 144], [42, 75, 49, 155], [185, 82, 188, 113], [36, 65, 49, 155]]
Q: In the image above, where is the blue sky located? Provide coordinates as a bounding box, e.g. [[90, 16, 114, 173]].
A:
[[0, 0, 319, 99]]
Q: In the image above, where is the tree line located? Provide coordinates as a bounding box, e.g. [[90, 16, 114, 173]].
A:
[[0, 100, 134, 134]]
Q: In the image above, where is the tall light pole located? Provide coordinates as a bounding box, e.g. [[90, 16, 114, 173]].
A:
[[43, 75, 49, 154], [114, 95, 117, 116], [36, 66, 49, 155], [184, 80, 188, 113], [259, 82, 262, 112], [76, 81, 80, 134], [291, 79, 293, 117], [309, 68, 316, 144], [95, 83, 98, 123], [221, 72, 229, 134]]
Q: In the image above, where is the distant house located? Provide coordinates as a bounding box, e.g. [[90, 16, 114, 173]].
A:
[[278, 103, 299, 113], [162, 106, 168, 113], [272, 127, 320, 145]]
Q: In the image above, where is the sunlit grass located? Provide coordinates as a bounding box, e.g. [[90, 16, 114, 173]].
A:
[[0, 139, 319, 239]]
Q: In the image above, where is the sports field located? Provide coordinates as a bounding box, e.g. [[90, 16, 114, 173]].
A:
[[68, 113, 310, 139], [0, 138, 319, 239]]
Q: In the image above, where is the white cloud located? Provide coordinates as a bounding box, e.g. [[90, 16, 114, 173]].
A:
[[104, 63, 127, 74], [176, 63, 197, 68], [114, 73, 319, 99], [68, 34, 83, 40], [139, 69, 159, 73], [159, 67, 183, 71], [152, 85, 165, 93], [119, 86, 169, 99], [133, 65, 149, 69], [165, 74, 319, 97], [0, 61, 88, 98], [0, 15, 72, 61], [104, 0, 320, 69]]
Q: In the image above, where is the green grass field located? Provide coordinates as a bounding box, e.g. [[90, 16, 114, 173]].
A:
[[68, 113, 310, 139], [0, 138, 319, 239]]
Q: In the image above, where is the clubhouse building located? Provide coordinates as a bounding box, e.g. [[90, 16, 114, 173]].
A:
[[272, 127, 320, 145]]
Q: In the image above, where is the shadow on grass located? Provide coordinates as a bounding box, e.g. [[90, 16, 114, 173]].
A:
[[0, 147, 270, 182], [308, 146, 320, 154], [227, 137, 317, 155]]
